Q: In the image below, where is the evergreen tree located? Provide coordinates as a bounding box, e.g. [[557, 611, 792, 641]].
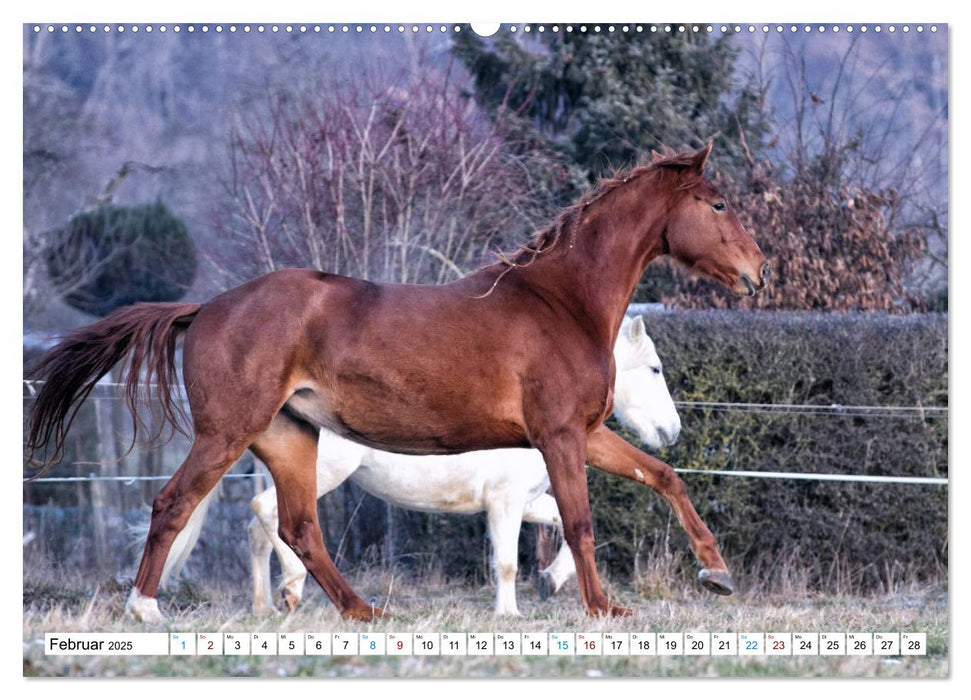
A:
[[454, 28, 767, 186]]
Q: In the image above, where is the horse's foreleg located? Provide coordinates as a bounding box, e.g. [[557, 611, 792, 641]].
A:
[[251, 415, 382, 621], [485, 496, 527, 616], [128, 437, 248, 622], [522, 493, 575, 599], [539, 430, 631, 617], [585, 424, 733, 595]]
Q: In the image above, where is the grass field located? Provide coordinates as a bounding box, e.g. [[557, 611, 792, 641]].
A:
[[22, 563, 948, 679]]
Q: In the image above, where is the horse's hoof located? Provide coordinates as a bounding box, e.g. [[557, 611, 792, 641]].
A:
[[537, 571, 554, 601], [699, 568, 734, 596], [282, 589, 301, 613], [342, 604, 387, 622], [125, 589, 164, 623]]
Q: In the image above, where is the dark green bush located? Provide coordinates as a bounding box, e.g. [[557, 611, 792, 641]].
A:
[[46, 201, 197, 317]]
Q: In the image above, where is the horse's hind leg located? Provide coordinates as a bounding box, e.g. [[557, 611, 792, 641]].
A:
[[128, 436, 250, 622], [250, 414, 382, 621], [249, 448, 361, 615], [248, 485, 327, 615], [586, 425, 733, 595]]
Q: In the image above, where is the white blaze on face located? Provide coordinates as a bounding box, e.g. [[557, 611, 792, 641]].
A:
[[611, 316, 681, 450]]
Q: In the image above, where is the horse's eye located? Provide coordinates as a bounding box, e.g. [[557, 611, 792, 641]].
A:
[[712, 202, 727, 212], [651, 367, 661, 375]]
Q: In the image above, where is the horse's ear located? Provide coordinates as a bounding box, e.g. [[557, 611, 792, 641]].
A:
[[651, 150, 664, 163], [690, 142, 713, 173], [629, 315, 647, 340]]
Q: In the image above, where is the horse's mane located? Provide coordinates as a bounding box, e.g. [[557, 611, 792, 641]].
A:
[[503, 149, 702, 267], [471, 148, 705, 298]]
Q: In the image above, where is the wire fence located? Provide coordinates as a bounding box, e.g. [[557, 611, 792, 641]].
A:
[[22, 376, 948, 487], [22, 380, 950, 416], [21, 378, 947, 591], [673, 400, 947, 420]]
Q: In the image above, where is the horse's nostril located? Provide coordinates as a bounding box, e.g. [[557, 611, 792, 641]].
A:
[[658, 424, 679, 446]]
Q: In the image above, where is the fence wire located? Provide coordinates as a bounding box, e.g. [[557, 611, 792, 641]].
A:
[[22, 379, 949, 418], [22, 380, 947, 486]]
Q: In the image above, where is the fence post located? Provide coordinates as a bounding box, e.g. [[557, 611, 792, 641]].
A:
[[92, 389, 119, 569]]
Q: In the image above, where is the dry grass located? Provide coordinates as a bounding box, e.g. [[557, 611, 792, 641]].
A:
[[22, 556, 948, 679]]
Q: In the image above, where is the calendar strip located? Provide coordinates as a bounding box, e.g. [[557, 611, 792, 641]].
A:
[[42, 632, 928, 657]]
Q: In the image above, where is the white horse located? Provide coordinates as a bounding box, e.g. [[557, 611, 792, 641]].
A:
[[161, 315, 681, 616]]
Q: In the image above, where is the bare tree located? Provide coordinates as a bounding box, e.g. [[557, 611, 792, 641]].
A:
[[666, 34, 945, 312], [211, 58, 562, 285], [774, 35, 947, 307]]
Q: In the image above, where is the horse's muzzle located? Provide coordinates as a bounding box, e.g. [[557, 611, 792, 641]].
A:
[[741, 263, 771, 296]]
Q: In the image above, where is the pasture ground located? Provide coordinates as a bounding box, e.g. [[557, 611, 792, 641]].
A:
[[22, 562, 948, 679]]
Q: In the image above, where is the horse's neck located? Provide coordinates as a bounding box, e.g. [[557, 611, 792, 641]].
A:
[[514, 183, 670, 347]]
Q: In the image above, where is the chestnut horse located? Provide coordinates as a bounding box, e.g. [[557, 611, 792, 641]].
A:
[[154, 316, 680, 617], [26, 144, 768, 622]]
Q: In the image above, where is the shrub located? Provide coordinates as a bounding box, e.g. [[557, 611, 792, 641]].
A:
[[45, 201, 197, 317]]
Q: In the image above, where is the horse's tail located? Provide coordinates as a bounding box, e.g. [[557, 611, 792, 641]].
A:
[[129, 485, 218, 589], [25, 301, 202, 474]]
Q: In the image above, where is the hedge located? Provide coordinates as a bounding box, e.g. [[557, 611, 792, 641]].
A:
[[589, 310, 948, 594]]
